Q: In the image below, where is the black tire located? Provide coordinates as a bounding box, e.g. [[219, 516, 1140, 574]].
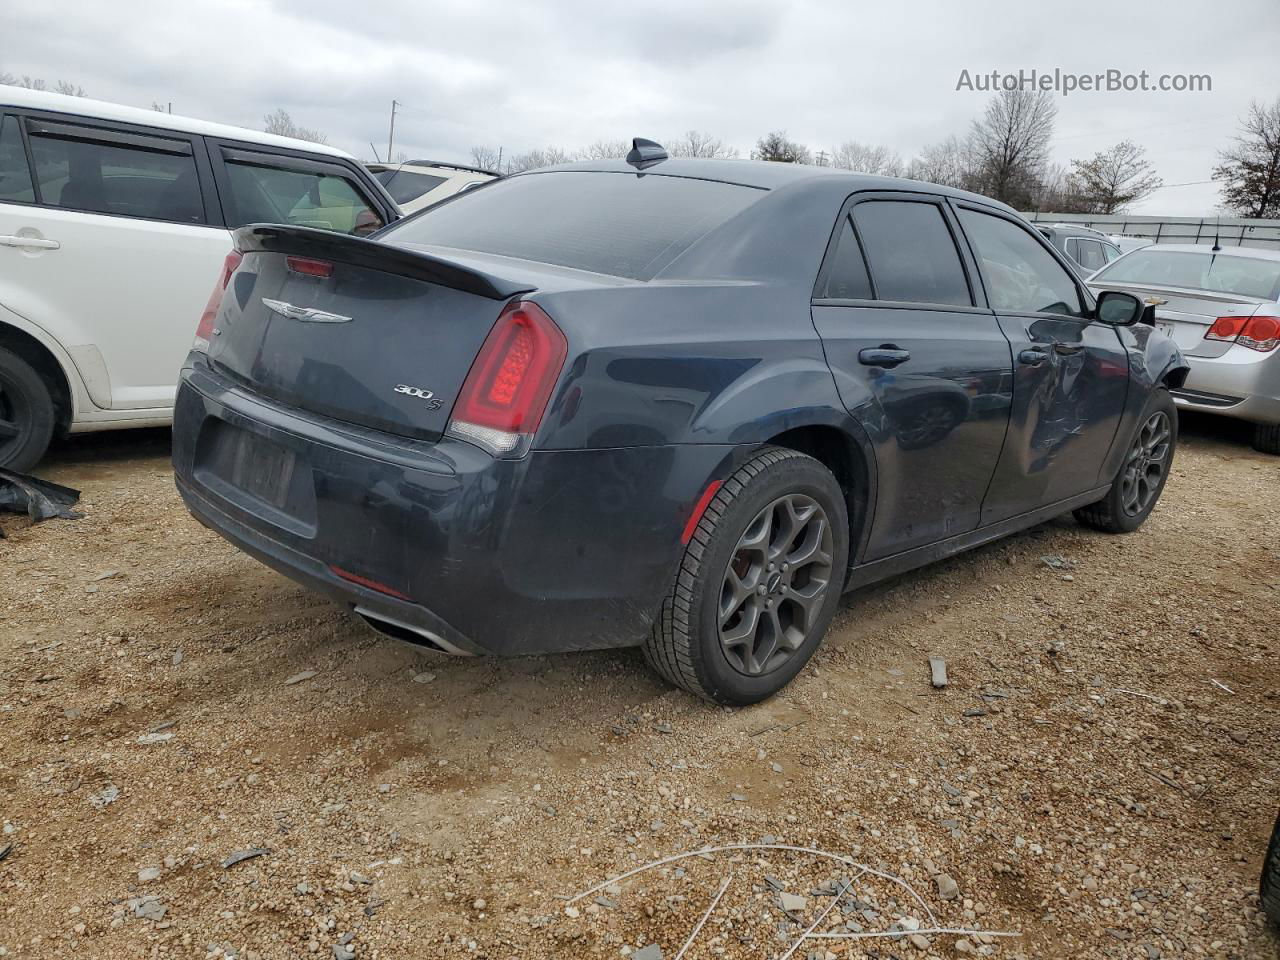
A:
[[1074, 389, 1177, 534], [643, 447, 850, 705], [1254, 422, 1280, 456], [0, 346, 56, 473], [1263, 811, 1280, 927]]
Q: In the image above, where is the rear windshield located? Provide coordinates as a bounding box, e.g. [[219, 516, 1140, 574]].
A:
[[1093, 248, 1280, 300], [380, 170, 763, 280], [374, 168, 447, 205]]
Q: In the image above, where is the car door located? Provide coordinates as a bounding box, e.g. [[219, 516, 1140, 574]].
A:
[[206, 141, 391, 237], [953, 204, 1129, 523], [0, 111, 230, 411], [812, 192, 1013, 559]]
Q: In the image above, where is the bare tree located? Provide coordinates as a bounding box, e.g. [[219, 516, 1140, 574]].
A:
[[0, 72, 85, 96], [752, 131, 811, 164], [576, 139, 630, 160], [829, 141, 903, 176], [905, 135, 974, 189], [1214, 98, 1280, 219], [668, 130, 738, 159], [505, 147, 571, 174], [967, 90, 1057, 207], [1063, 140, 1162, 214], [470, 146, 502, 171], [263, 108, 328, 145]]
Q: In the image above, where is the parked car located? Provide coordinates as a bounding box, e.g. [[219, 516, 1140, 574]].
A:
[[366, 159, 497, 215], [1264, 810, 1280, 927], [1088, 243, 1280, 453], [1037, 223, 1123, 275], [172, 141, 1186, 704], [0, 87, 400, 471]]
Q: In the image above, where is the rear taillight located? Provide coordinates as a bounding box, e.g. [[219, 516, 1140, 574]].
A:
[[1205, 314, 1280, 352], [446, 300, 567, 457], [193, 251, 243, 352]]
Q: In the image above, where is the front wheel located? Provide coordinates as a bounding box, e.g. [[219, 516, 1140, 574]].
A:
[[643, 447, 850, 705], [1074, 389, 1177, 534]]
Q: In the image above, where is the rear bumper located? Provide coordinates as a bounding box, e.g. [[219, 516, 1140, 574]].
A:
[[1175, 347, 1280, 425], [172, 359, 740, 655]]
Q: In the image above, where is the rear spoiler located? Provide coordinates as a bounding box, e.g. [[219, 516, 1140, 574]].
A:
[[232, 224, 534, 301]]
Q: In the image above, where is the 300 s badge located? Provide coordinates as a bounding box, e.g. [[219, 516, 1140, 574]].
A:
[[394, 384, 444, 410]]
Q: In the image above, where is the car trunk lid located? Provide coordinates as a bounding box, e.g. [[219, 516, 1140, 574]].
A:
[[206, 225, 536, 440], [1088, 280, 1270, 357]]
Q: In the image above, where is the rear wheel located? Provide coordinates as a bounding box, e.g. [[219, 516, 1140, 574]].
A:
[[1263, 811, 1280, 927], [0, 346, 56, 473], [1254, 422, 1280, 455], [643, 447, 850, 705], [1074, 389, 1176, 534]]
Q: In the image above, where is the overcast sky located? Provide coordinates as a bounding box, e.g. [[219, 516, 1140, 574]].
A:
[[5, 0, 1279, 215]]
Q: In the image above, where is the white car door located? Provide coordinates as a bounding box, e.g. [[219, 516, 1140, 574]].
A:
[[0, 113, 230, 411]]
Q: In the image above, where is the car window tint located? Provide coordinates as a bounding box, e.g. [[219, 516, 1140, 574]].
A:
[[374, 168, 447, 205], [1091, 248, 1280, 300], [223, 155, 383, 236], [819, 216, 873, 299], [958, 209, 1083, 316], [381, 171, 762, 281], [852, 201, 971, 306], [0, 115, 35, 203], [27, 127, 204, 223], [1073, 239, 1107, 272]]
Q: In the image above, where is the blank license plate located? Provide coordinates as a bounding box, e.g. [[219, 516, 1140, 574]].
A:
[[228, 435, 297, 510]]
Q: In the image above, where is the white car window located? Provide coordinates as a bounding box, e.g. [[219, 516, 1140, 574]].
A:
[[221, 152, 383, 237], [0, 114, 35, 202]]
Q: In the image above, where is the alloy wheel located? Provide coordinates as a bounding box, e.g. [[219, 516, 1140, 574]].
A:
[[0, 380, 25, 463], [718, 493, 834, 676], [1120, 411, 1171, 516]]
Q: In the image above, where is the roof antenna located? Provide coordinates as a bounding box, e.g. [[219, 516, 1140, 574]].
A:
[[625, 138, 668, 169], [1212, 216, 1222, 252]]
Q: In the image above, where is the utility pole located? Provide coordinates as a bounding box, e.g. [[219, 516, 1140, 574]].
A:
[[387, 99, 400, 164]]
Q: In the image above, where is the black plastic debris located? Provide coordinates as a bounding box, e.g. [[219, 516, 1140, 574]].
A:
[[0, 468, 83, 536]]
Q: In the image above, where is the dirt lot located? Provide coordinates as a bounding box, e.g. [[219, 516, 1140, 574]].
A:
[[1, 414, 1277, 960]]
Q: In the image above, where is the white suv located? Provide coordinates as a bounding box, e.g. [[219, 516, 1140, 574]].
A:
[[366, 160, 497, 215], [0, 88, 400, 471]]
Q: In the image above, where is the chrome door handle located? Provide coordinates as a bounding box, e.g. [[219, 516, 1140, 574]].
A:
[[858, 345, 911, 368], [1018, 349, 1049, 366], [0, 235, 60, 250]]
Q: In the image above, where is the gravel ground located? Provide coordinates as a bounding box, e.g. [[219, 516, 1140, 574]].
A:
[[1, 413, 1277, 960]]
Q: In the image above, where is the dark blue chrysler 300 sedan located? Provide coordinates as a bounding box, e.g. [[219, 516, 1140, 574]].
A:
[[172, 140, 1187, 704]]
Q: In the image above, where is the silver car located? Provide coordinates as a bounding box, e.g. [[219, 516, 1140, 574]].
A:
[[1088, 244, 1280, 454]]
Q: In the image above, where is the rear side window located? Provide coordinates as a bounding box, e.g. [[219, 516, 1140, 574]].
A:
[[222, 152, 384, 236], [26, 121, 204, 223], [1069, 238, 1108, 272], [852, 201, 971, 306], [374, 168, 447, 205], [382, 171, 762, 281], [958, 209, 1084, 317], [819, 216, 873, 299], [0, 115, 34, 202]]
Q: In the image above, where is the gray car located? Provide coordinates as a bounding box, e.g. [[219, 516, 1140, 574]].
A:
[[1087, 243, 1280, 453], [1038, 223, 1122, 276]]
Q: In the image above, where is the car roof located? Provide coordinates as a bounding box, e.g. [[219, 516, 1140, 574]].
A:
[[1040, 224, 1115, 241], [1122, 243, 1280, 262], [528, 156, 1019, 211], [368, 161, 494, 179], [0, 86, 354, 160]]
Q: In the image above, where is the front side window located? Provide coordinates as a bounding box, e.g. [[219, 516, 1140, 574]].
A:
[[222, 153, 383, 236], [819, 216, 873, 299], [0, 115, 35, 203], [851, 200, 971, 306], [958, 209, 1083, 317], [27, 122, 204, 223]]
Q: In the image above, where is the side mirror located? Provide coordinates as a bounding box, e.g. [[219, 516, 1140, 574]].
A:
[[1094, 290, 1143, 326]]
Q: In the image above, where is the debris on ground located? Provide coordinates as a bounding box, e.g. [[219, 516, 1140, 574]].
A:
[[0, 467, 82, 534], [928, 656, 948, 688]]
